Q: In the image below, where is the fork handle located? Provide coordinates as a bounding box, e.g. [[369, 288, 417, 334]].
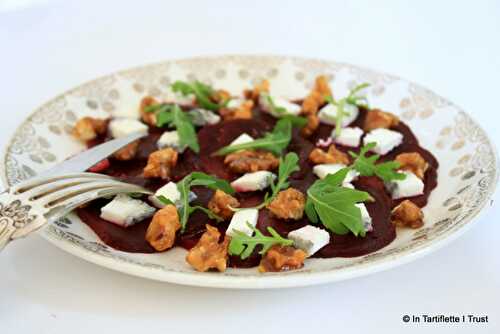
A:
[[0, 191, 46, 251]]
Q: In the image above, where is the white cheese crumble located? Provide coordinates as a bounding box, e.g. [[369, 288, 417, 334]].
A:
[[318, 103, 359, 127], [231, 171, 276, 192], [109, 118, 148, 139], [226, 208, 259, 237], [332, 127, 363, 147], [363, 128, 403, 155], [288, 225, 330, 256], [312, 164, 359, 182], [385, 171, 424, 199], [100, 194, 156, 227]]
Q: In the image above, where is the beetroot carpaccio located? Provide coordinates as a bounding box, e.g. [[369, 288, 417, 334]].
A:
[[72, 76, 438, 273]]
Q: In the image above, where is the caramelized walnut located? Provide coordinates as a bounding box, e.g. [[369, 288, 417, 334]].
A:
[[211, 89, 231, 104], [219, 100, 254, 121], [243, 79, 270, 101], [301, 113, 320, 137], [267, 188, 306, 220], [72, 117, 108, 142], [309, 144, 350, 165], [143, 147, 178, 179], [301, 91, 321, 115], [224, 149, 279, 173], [364, 109, 399, 132], [186, 224, 230, 272], [312, 75, 332, 103], [258, 245, 307, 272], [391, 200, 424, 229], [208, 189, 240, 220], [113, 141, 140, 161], [395, 152, 429, 180], [140, 96, 159, 126], [145, 205, 180, 251]]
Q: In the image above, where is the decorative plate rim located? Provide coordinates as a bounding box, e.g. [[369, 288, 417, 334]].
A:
[[2, 54, 498, 289]]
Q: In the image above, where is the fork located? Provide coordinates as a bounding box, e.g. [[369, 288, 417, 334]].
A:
[[0, 132, 153, 251], [0, 172, 152, 251]]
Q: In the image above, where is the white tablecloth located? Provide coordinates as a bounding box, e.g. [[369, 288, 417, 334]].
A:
[[0, 1, 499, 333]]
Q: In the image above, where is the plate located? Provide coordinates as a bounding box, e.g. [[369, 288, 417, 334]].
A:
[[2, 55, 498, 288]]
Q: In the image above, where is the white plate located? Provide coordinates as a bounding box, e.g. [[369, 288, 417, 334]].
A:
[[2, 55, 498, 288]]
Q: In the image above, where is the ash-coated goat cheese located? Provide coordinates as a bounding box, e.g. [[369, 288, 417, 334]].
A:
[[312, 164, 359, 183], [363, 128, 403, 155], [157, 130, 186, 152], [226, 208, 259, 237], [109, 118, 148, 138], [100, 194, 156, 227], [231, 171, 276, 192], [385, 171, 424, 199], [288, 225, 330, 256]]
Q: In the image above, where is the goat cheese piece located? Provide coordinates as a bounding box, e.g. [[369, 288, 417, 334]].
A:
[[363, 128, 403, 155], [100, 194, 156, 227], [313, 164, 359, 182], [230, 133, 254, 146], [259, 94, 302, 117], [157, 130, 186, 152], [226, 208, 259, 237], [109, 118, 148, 138], [227, 98, 246, 109], [231, 171, 276, 192], [356, 203, 373, 232], [148, 181, 197, 209], [342, 182, 355, 189], [332, 127, 363, 147], [318, 103, 359, 127], [385, 171, 424, 199], [188, 108, 221, 126], [288, 225, 330, 256]]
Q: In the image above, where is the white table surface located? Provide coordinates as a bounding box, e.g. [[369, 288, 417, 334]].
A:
[[1, 1, 499, 333]]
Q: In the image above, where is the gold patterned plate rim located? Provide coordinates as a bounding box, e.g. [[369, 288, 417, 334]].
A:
[[1, 55, 498, 289]]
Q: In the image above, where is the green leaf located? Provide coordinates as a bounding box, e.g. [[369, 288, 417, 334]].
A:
[[157, 195, 175, 206], [263, 94, 288, 115], [306, 167, 372, 236], [228, 223, 293, 259], [349, 142, 406, 182], [346, 82, 370, 107], [172, 80, 224, 111], [171, 105, 199, 153], [215, 118, 294, 156], [176, 172, 235, 231]]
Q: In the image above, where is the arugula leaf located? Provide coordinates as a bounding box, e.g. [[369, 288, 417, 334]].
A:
[[228, 223, 293, 259], [346, 82, 370, 107], [157, 195, 175, 206], [151, 104, 200, 153], [215, 118, 294, 156], [176, 172, 233, 231], [263, 93, 287, 115], [171, 80, 226, 111], [349, 143, 406, 182], [171, 105, 199, 153], [306, 168, 373, 236]]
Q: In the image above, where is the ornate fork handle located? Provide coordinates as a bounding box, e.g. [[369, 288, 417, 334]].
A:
[[0, 173, 152, 252], [0, 190, 46, 251]]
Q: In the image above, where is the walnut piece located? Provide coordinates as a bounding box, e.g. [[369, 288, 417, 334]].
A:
[[211, 89, 231, 104], [391, 200, 424, 229], [140, 96, 159, 126], [219, 100, 254, 121], [301, 113, 320, 137], [143, 147, 178, 179], [395, 152, 429, 180], [267, 188, 306, 220], [244, 79, 270, 101], [258, 245, 307, 272], [364, 109, 399, 132], [224, 149, 279, 173], [208, 189, 240, 220], [72, 117, 108, 142], [145, 205, 180, 251], [309, 144, 350, 165], [113, 141, 140, 161], [186, 224, 230, 272]]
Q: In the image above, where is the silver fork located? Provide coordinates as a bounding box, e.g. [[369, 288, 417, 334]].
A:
[[0, 173, 152, 251], [0, 132, 152, 251]]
